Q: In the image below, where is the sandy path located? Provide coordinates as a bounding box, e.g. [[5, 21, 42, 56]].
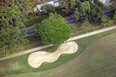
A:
[[28, 41, 78, 68]]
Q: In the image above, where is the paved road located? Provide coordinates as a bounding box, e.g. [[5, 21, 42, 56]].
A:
[[23, 16, 78, 37], [23, 9, 115, 37], [1, 25, 116, 61], [104, 9, 115, 15]]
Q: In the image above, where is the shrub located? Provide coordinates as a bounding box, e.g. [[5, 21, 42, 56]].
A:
[[113, 11, 116, 20], [101, 15, 113, 26], [70, 25, 77, 33], [81, 21, 91, 32]]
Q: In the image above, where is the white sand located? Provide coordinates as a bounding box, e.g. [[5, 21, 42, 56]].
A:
[[28, 41, 78, 68]]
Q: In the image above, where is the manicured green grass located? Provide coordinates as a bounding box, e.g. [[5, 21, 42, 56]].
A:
[[0, 28, 116, 77], [38, 32, 116, 77]]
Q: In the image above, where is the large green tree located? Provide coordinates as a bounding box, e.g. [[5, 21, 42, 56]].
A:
[[78, 1, 91, 21], [0, 0, 37, 20], [73, 0, 104, 22], [35, 14, 71, 45], [0, 0, 15, 5], [88, 3, 104, 22], [0, 0, 27, 21], [0, 5, 28, 53], [58, 0, 80, 13], [93, 0, 105, 10], [0, 0, 25, 13]]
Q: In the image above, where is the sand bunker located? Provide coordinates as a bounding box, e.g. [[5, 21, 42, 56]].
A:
[[28, 41, 78, 68]]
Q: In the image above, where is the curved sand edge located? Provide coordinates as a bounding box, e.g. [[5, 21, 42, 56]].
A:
[[28, 41, 78, 68]]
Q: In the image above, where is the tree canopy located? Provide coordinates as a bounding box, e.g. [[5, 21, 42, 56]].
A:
[[58, 0, 80, 13], [109, 0, 116, 9], [78, 1, 91, 21], [73, 0, 104, 22], [72, 8, 79, 22], [0, 5, 28, 52], [110, 0, 116, 20], [88, 3, 104, 22], [35, 14, 71, 45]]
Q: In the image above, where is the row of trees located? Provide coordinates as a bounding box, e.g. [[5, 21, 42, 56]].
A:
[[0, 0, 59, 54], [59, 0, 105, 22], [0, 1, 29, 54], [0, 0, 115, 53], [35, 0, 116, 45], [34, 14, 113, 46], [0, 0, 47, 21]]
